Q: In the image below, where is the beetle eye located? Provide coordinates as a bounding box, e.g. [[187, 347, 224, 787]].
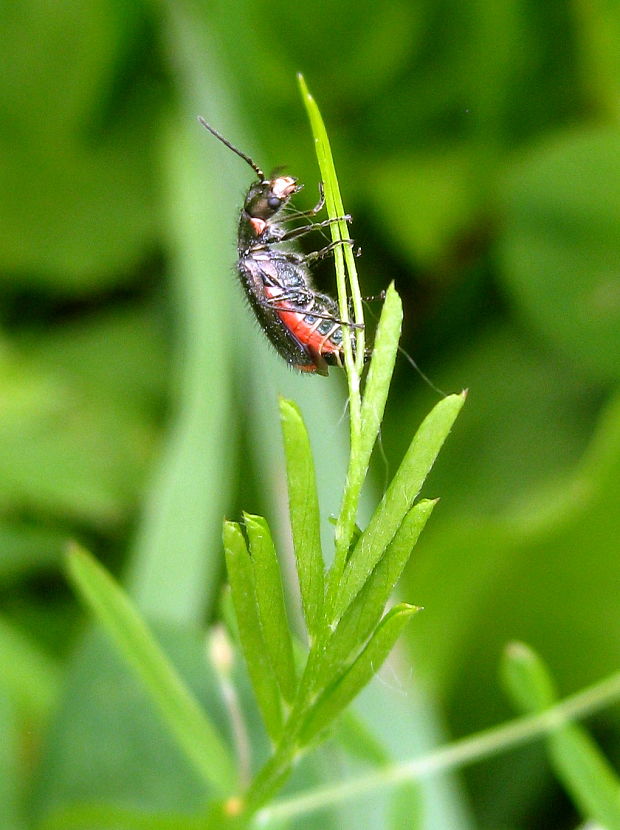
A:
[[267, 196, 282, 210]]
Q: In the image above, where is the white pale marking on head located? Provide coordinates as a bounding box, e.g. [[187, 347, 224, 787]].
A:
[[250, 217, 267, 235], [271, 177, 297, 199]]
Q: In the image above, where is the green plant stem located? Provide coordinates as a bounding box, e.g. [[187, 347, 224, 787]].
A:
[[297, 76, 365, 588], [243, 648, 325, 812], [237, 80, 381, 820], [240, 80, 463, 823], [256, 670, 620, 824]]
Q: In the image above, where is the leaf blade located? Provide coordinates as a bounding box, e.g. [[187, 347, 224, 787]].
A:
[[279, 398, 324, 638], [317, 499, 435, 690], [300, 604, 418, 744], [333, 392, 465, 622], [66, 544, 236, 795], [359, 283, 403, 465], [327, 284, 403, 600], [223, 521, 283, 742], [244, 514, 298, 704], [503, 641, 620, 829]]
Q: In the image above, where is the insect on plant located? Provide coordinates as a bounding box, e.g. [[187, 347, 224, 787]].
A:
[[198, 117, 365, 376], [62, 90, 469, 828]]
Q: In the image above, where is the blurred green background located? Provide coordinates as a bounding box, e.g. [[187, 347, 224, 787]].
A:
[[2, 1, 620, 828]]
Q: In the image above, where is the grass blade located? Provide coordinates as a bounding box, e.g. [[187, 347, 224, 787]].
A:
[[244, 514, 298, 704], [297, 74, 363, 370], [279, 398, 324, 638], [223, 521, 283, 742], [333, 392, 466, 622], [126, 117, 235, 626], [300, 604, 418, 744], [66, 544, 237, 795], [503, 641, 620, 828]]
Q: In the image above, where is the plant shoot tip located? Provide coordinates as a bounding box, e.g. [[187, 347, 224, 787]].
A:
[[224, 796, 244, 817], [505, 641, 531, 659]]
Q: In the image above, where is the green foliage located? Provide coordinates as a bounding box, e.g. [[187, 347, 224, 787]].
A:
[[216, 95, 465, 808], [59, 89, 465, 823], [498, 125, 620, 383], [243, 514, 298, 705], [223, 381, 457, 810], [278, 399, 324, 637], [0, 1, 159, 288], [299, 604, 419, 744], [0, 686, 18, 830], [223, 521, 283, 742], [66, 544, 236, 795], [503, 642, 620, 828], [4, 0, 620, 827], [314, 499, 433, 691], [331, 393, 464, 623]]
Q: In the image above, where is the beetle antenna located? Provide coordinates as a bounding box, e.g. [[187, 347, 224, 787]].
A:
[[198, 117, 266, 182]]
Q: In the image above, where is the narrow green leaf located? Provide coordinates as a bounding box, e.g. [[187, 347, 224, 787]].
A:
[[298, 73, 365, 414], [300, 604, 417, 744], [330, 284, 403, 588], [502, 640, 556, 711], [299, 73, 367, 587], [317, 500, 435, 689], [333, 392, 466, 622], [66, 544, 236, 795], [223, 522, 283, 742], [503, 642, 620, 829], [297, 75, 360, 321], [279, 398, 324, 638], [298, 75, 347, 235], [244, 514, 298, 704], [549, 725, 620, 829], [358, 282, 402, 471]]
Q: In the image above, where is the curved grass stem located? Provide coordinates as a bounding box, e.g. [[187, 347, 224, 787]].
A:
[[257, 670, 620, 824]]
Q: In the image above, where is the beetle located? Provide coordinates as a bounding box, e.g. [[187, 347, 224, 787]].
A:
[[199, 117, 360, 375]]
